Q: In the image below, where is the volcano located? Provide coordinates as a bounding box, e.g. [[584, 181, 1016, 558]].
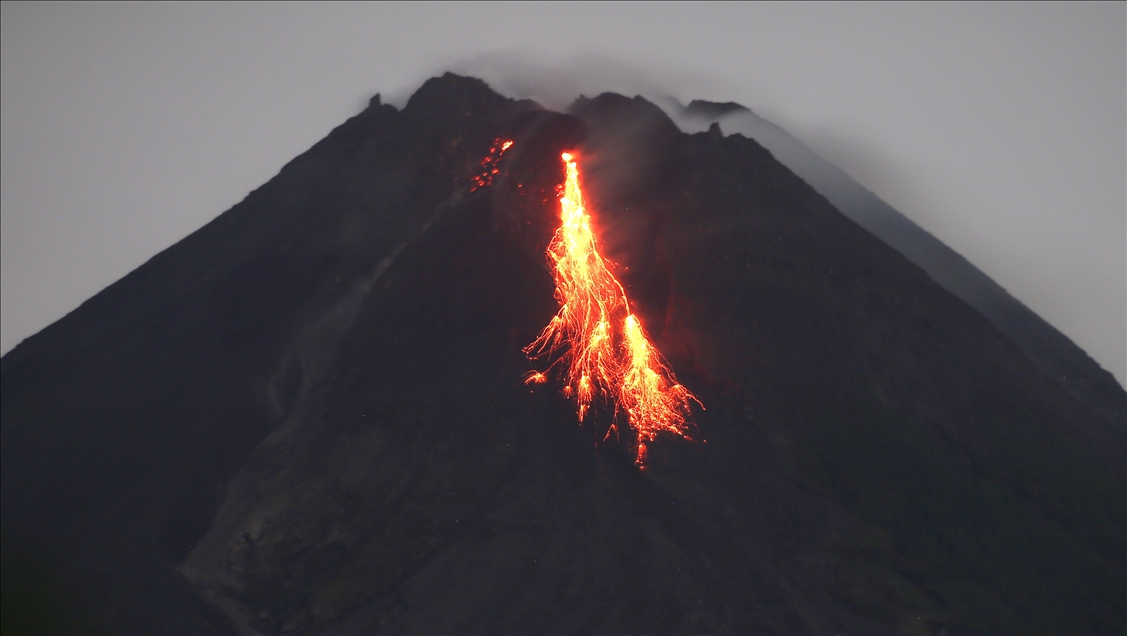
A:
[[2, 74, 1123, 635]]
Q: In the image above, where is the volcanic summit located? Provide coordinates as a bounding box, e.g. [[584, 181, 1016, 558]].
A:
[[2, 74, 1123, 634]]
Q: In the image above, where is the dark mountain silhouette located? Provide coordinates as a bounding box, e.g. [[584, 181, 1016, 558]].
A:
[[2, 74, 1123, 635], [680, 99, 1126, 423]]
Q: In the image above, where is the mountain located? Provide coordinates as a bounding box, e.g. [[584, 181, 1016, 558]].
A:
[[2, 74, 1123, 635], [678, 99, 1126, 423]]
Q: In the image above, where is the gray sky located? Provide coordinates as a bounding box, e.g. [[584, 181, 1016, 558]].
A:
[[2, 2, 1123, 386]]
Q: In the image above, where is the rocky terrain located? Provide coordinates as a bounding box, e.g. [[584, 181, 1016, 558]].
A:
[[2, 74, 1123, 634], [678, 99, 1126, 425]]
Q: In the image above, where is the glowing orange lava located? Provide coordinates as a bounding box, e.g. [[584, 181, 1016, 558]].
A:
[[525, 152, 700, 465], [471, 139, 513, 191]]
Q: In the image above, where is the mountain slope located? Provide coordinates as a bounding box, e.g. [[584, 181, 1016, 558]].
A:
[[2, 75, 1123, 635], [678, 100, 1126, 423]]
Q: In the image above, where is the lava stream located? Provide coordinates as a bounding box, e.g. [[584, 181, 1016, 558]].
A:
[[525, 152, 700, 465]]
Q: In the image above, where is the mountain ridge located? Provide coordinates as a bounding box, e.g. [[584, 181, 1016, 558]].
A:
[[677, 98, 1125, 419], [2, 73, 1122, 635]]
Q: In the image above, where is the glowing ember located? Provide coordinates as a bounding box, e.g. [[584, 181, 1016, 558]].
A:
[[470, 139, 513, 191], [525, 152, 700, 465]]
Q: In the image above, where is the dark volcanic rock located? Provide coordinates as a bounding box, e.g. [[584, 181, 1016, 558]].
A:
[[685, 99, 750, 119], [680, 99, 1127, 425], [2, 74, 1124, 635]]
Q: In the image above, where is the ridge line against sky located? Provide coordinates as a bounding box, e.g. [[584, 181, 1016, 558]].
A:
[[1, 2, 1123, 385]]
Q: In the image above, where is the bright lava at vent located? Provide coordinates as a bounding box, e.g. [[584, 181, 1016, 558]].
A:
[[525, 152, 700, 465]]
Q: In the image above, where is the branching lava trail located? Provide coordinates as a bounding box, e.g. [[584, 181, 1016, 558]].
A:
[[525, 153, 701, 465]]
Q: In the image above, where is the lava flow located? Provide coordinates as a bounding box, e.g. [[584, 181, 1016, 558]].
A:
[[470, 139, 513, 192], [525, 152, 700, 465]]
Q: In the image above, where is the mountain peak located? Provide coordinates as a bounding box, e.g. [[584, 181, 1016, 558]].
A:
[[569, 92, 682, 141], [685, 99, 752, 119], [2, 73, 1122, 636], [404, 72, 511, 118]]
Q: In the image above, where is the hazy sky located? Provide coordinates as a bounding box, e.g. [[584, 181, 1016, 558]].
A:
[[2, 2, 1123, 386]]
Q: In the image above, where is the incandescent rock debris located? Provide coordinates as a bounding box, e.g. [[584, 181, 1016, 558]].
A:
[[2, 73, 1123, 635]]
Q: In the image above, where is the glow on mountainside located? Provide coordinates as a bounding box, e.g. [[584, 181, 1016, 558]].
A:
[[524, 152, 700, 465]]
